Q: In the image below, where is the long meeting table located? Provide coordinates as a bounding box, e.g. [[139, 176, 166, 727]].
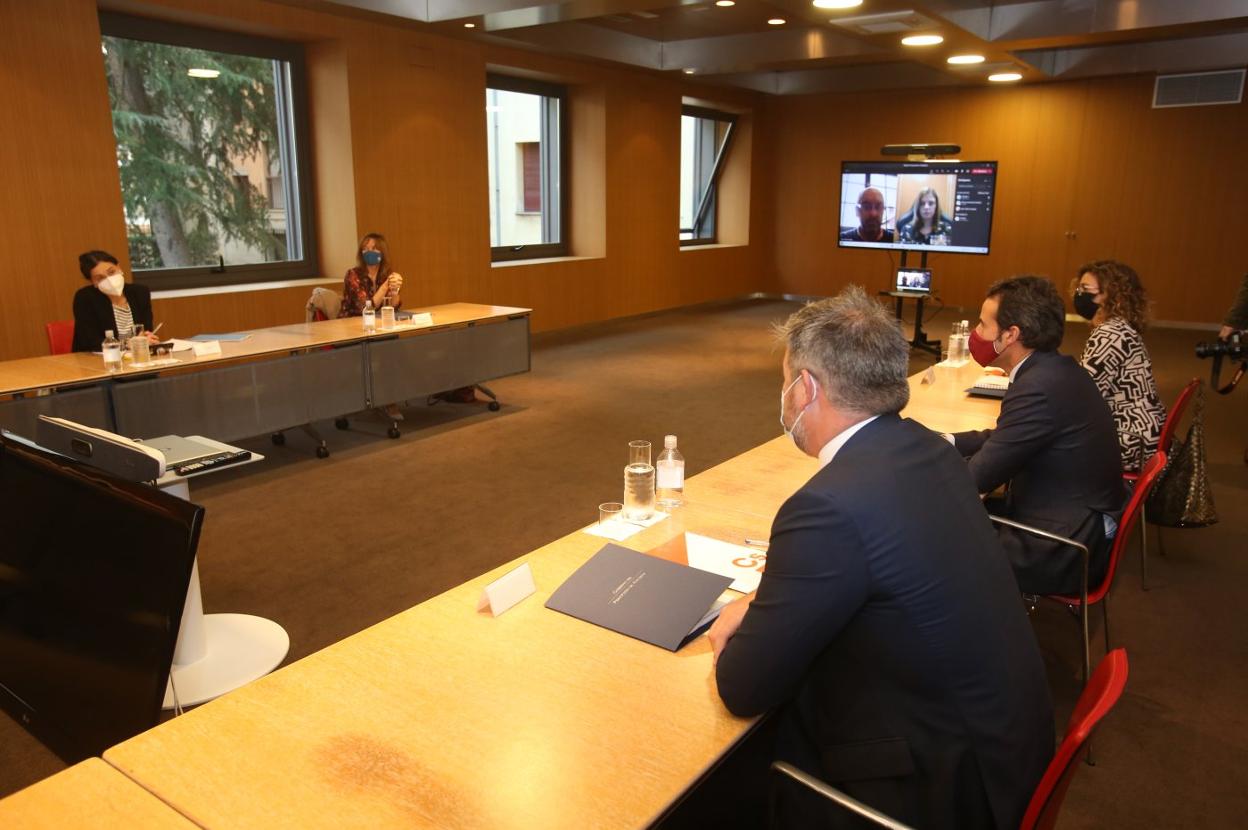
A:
[[0, 361, 1000, 827], [0, 302, 532, 446]]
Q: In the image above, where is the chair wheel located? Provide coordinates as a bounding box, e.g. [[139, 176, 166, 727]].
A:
[[270, 432, 286, 446], [316, 445, 329, 459], [488, 401, 500, 412], [387, 427, 401, 439], [334, 418, 349, 430]]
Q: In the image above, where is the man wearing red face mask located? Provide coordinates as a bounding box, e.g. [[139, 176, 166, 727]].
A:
[[952, 275, 1125, 596]]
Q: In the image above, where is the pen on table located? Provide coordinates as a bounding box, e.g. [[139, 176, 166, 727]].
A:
[[745, 538, 769, 549]]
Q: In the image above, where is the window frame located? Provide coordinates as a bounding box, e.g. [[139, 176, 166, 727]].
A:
[[99, 12, 317, 290], [486, 73, 569, 262], [679, 105, 737, 247]]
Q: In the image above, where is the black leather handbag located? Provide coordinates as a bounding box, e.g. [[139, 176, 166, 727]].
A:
[[1146, 383, 1218, 528]]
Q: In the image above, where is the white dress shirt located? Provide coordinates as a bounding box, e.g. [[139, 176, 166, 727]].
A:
[[816, 416, 880, 469]]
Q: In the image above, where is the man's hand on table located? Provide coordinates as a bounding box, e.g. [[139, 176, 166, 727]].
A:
[[709, 591, 756, 666]]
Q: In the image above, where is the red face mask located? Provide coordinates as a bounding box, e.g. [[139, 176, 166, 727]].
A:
[[968, 327, 1002, 367]]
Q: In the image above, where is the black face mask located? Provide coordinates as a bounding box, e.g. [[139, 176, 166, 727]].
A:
[[1073, 291, 1099, 320]]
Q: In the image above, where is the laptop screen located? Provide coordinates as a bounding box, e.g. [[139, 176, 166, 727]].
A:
[[895, 268, 932, 294]]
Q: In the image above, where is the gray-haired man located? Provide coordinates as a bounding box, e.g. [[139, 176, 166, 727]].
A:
[[710, 287, 1053, 829]]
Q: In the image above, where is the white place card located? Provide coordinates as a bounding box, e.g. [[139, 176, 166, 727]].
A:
[[582, 510, 669, 542], [685, 532, 766, 594], [191, 340, 222, 357], [920, 365, 936, 385], [476, 562, 536, 617], [407, 312, 433, 328]]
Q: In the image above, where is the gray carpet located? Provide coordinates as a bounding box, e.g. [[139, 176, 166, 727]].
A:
[[1, 298, 1244, 828]]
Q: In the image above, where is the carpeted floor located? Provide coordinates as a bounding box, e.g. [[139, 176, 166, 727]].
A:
[[1, 297, 1244, 827]]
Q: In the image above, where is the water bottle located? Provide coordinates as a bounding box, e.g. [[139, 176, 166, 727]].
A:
[[656, 435, 685, 508], [102, 330, 122, 373], [362, 300, 376, 333]]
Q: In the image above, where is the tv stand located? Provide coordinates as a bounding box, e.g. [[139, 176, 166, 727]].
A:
[[887, 250, 941, 356]]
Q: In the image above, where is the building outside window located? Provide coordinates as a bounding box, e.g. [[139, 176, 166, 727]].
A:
[[680, 106, 736, 244], [99, 13, 315, 289], [486, 75, 566, 261]]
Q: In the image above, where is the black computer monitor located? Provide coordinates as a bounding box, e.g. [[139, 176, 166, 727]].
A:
[[838, 160, 998, 254], [0, 434, 203, 762]]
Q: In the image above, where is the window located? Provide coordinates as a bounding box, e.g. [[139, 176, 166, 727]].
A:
[[486, 74, 566, 261], [99, 13, 315, 289], [679, 106, 736, 244]]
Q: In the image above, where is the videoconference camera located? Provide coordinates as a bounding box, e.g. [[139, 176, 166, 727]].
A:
[[881, 143, 962, 157]]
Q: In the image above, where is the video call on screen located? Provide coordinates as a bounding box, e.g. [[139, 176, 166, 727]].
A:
[[838, 161, 998, 255]]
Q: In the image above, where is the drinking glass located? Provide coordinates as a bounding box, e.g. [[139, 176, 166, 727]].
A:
[[380, 305, 396, 330], [599, 502, 624, 525], [130, 333, 151, 364], [628, 440, 651, 467]]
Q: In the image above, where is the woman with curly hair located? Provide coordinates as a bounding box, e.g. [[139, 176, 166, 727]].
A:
[[1073, 260, 1166, 470]]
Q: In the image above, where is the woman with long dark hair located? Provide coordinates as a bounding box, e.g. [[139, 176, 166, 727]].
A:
[[71, 250, 160, 352], [338, 232, 403, 318]]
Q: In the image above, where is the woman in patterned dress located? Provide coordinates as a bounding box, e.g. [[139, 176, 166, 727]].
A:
[[1073, 260, 1167, 471]]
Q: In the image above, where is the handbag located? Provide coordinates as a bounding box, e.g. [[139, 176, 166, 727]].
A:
[[1145, 383, 1218, 528]]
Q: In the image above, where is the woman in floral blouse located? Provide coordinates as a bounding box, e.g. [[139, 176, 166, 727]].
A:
[[339, 232, 403, 318]]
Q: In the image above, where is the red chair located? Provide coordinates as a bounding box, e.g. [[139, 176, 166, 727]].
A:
[[770, 649, 1130, 830], [1127, 378, 1200, 589], [45, 320, 75, 355], [992, 451, 1164, 687]]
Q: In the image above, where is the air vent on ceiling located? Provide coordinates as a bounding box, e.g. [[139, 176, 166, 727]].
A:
[[1153, 69, 1244, 108], [828, 10, 936, 36]]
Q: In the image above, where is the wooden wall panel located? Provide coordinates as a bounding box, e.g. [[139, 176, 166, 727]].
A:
[[0, 0, 774, 361], [770, 77, 1247, 324]]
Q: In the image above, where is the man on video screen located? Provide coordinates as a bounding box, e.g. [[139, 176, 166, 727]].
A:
[[840, 188, 895, 243]]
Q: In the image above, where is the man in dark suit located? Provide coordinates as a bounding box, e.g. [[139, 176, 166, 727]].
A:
[[955, 275, 1125, 596], [710, 287, 1053, 829]]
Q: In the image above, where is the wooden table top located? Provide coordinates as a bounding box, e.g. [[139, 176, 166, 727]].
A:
[[0, 303, 531, 397], [0, 759, 197, 830], [83, 361, 999, 829]]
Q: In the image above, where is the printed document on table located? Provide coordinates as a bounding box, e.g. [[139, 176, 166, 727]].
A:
[[684, 532, 765, 593]]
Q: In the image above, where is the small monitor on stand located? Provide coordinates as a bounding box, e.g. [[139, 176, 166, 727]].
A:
[[895, 267, 932, 294]]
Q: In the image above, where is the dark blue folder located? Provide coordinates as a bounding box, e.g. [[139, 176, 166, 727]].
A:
[[546, 543, 732, 651]]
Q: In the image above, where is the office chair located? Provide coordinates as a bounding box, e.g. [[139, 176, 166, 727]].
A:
[[770, 649, 1130, 830], [991, 451, 1164, 688], [45, 320, 75, 355]]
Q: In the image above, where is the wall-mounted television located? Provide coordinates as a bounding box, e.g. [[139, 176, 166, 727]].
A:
[[838, 160, 998, 255], [0, 433, 202, 762]]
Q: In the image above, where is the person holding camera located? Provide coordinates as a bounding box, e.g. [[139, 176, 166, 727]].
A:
[[1218, 273, 1248, 340]]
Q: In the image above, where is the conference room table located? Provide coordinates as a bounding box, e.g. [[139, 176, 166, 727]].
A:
[[0, 302, 531, 445], [0, 759, 196, 830], [0, 361, 1001, 827]]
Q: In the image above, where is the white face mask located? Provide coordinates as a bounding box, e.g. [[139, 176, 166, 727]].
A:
[[779, 373, 817, 448], [97, 273, 125, 297]]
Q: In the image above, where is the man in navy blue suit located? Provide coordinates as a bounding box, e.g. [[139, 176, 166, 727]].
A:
[[710, 287, 1053, 829], [954, 275, 1125, 596]]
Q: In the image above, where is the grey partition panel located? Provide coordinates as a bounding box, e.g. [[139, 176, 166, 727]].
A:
[[369, 317, 530, 404], [0, 385, 112, 441], [112, 345, 368, 442]]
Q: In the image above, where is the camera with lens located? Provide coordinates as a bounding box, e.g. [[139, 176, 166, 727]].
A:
[[1196, 330, 1245, 393], [1195, 331, 1244, 360]]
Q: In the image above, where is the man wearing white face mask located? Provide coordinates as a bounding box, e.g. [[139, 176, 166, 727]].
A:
[[72, 250, 157, 353], [710, 287, 1053, 829]]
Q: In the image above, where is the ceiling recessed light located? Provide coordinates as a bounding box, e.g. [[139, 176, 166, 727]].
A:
[[768, 18, 787, 25], [988, 72, 1023, 82], [812, 0, 863, 9], [901, 34, 943, 46], [947, 54, 986, 65], [187, 68, 220, 78], [715, 0, 735, 6], [683, 68, 696, 74], [464, 22, 476, 28]]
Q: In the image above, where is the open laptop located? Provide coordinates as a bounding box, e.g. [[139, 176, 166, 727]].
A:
[[895, 268, 932, 294]]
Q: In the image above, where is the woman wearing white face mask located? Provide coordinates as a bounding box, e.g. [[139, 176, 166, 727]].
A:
[[72, 250, 157, 353]]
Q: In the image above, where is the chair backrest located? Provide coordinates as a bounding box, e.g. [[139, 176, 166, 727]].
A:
[[1092, 450, 1166, 603], [45, 320, 75, 355], [1157, 379, 1201, 454], [1021, 649, 1129, 830], [306, 287, 341, 323]]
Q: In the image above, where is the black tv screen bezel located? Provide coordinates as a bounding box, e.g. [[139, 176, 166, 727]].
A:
[[837, 160, 999, 256]]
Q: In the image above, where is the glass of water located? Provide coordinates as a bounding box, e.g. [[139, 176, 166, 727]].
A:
[[628, 440, 651, 466]]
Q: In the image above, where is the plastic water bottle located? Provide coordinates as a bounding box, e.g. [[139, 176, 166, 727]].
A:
[[656, 435, 685, 508], [362, 300, 376, 333], [102, 330, 122, 373]]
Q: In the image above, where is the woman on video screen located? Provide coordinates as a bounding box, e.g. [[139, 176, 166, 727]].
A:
[[898, 187, 953, 246]]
